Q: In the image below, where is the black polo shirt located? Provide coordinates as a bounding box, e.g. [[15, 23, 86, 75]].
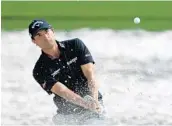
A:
[[33, 38, 102, 105]]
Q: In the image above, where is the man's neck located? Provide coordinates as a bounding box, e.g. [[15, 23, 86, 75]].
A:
[[42, 43, 60, 59]]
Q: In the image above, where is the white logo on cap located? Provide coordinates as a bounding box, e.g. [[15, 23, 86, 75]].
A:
[[32, 21, 43, 29]]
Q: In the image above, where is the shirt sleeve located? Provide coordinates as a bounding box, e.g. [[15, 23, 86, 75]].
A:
[[33, 63, 57, 95], [75, 38, 95, 65]]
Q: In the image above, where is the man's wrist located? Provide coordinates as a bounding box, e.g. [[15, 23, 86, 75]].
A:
[[79, 99, 90, 109]]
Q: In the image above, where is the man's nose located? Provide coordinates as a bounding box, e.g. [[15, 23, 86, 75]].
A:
[[43, 33, 49, 38]]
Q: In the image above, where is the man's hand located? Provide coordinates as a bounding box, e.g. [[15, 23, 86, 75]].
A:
[[84, 95, 102, 114], [51, 83, 102, 113]]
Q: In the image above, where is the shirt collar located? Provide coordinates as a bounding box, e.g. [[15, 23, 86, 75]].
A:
[[57, 40, 66, 50]]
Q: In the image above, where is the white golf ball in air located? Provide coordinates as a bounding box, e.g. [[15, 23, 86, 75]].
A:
[[134, 17, 140, 24]]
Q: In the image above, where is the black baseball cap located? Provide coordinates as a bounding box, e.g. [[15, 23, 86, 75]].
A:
[[28, 19, 52, 38]]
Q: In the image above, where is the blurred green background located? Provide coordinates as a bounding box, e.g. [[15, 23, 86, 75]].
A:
[[2, 1, 172, 31]]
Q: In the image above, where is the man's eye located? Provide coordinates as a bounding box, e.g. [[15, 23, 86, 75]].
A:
[[37, 33, 41, 36], [45, 29, 48, 32]]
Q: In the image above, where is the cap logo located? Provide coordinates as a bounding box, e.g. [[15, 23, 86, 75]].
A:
[[31, 21, 43, 29]]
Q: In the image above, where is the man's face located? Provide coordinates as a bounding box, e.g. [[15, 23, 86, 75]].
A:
[[32, 28, 56, 49]]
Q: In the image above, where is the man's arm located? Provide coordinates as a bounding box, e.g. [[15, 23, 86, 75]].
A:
[[74, 38, 99, 102], [51, 81, 96, 110], [33, 61, 96, 111], [81, 63, 99, 102]]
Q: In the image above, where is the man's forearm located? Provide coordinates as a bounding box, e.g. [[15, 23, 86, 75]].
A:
[[88, 79, 99, 101], [80, 63, 99, 101], [51, 82, 89, 109]]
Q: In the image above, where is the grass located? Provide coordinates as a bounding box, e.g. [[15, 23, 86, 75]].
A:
[[2, 1, 172, 31]]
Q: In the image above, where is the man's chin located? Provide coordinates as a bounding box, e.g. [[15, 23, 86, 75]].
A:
[[46, 44, 55, 49]]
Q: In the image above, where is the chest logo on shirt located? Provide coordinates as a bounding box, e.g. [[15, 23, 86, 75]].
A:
[[51, 68, 60, 77], [67, 57, 77, 65]]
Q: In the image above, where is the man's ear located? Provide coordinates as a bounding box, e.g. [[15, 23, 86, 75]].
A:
[[51, 28, 54, 32], [32, 38, 36, 44]]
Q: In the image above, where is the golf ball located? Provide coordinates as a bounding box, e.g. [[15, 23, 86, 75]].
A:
[[134, 17, 140, 24]]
